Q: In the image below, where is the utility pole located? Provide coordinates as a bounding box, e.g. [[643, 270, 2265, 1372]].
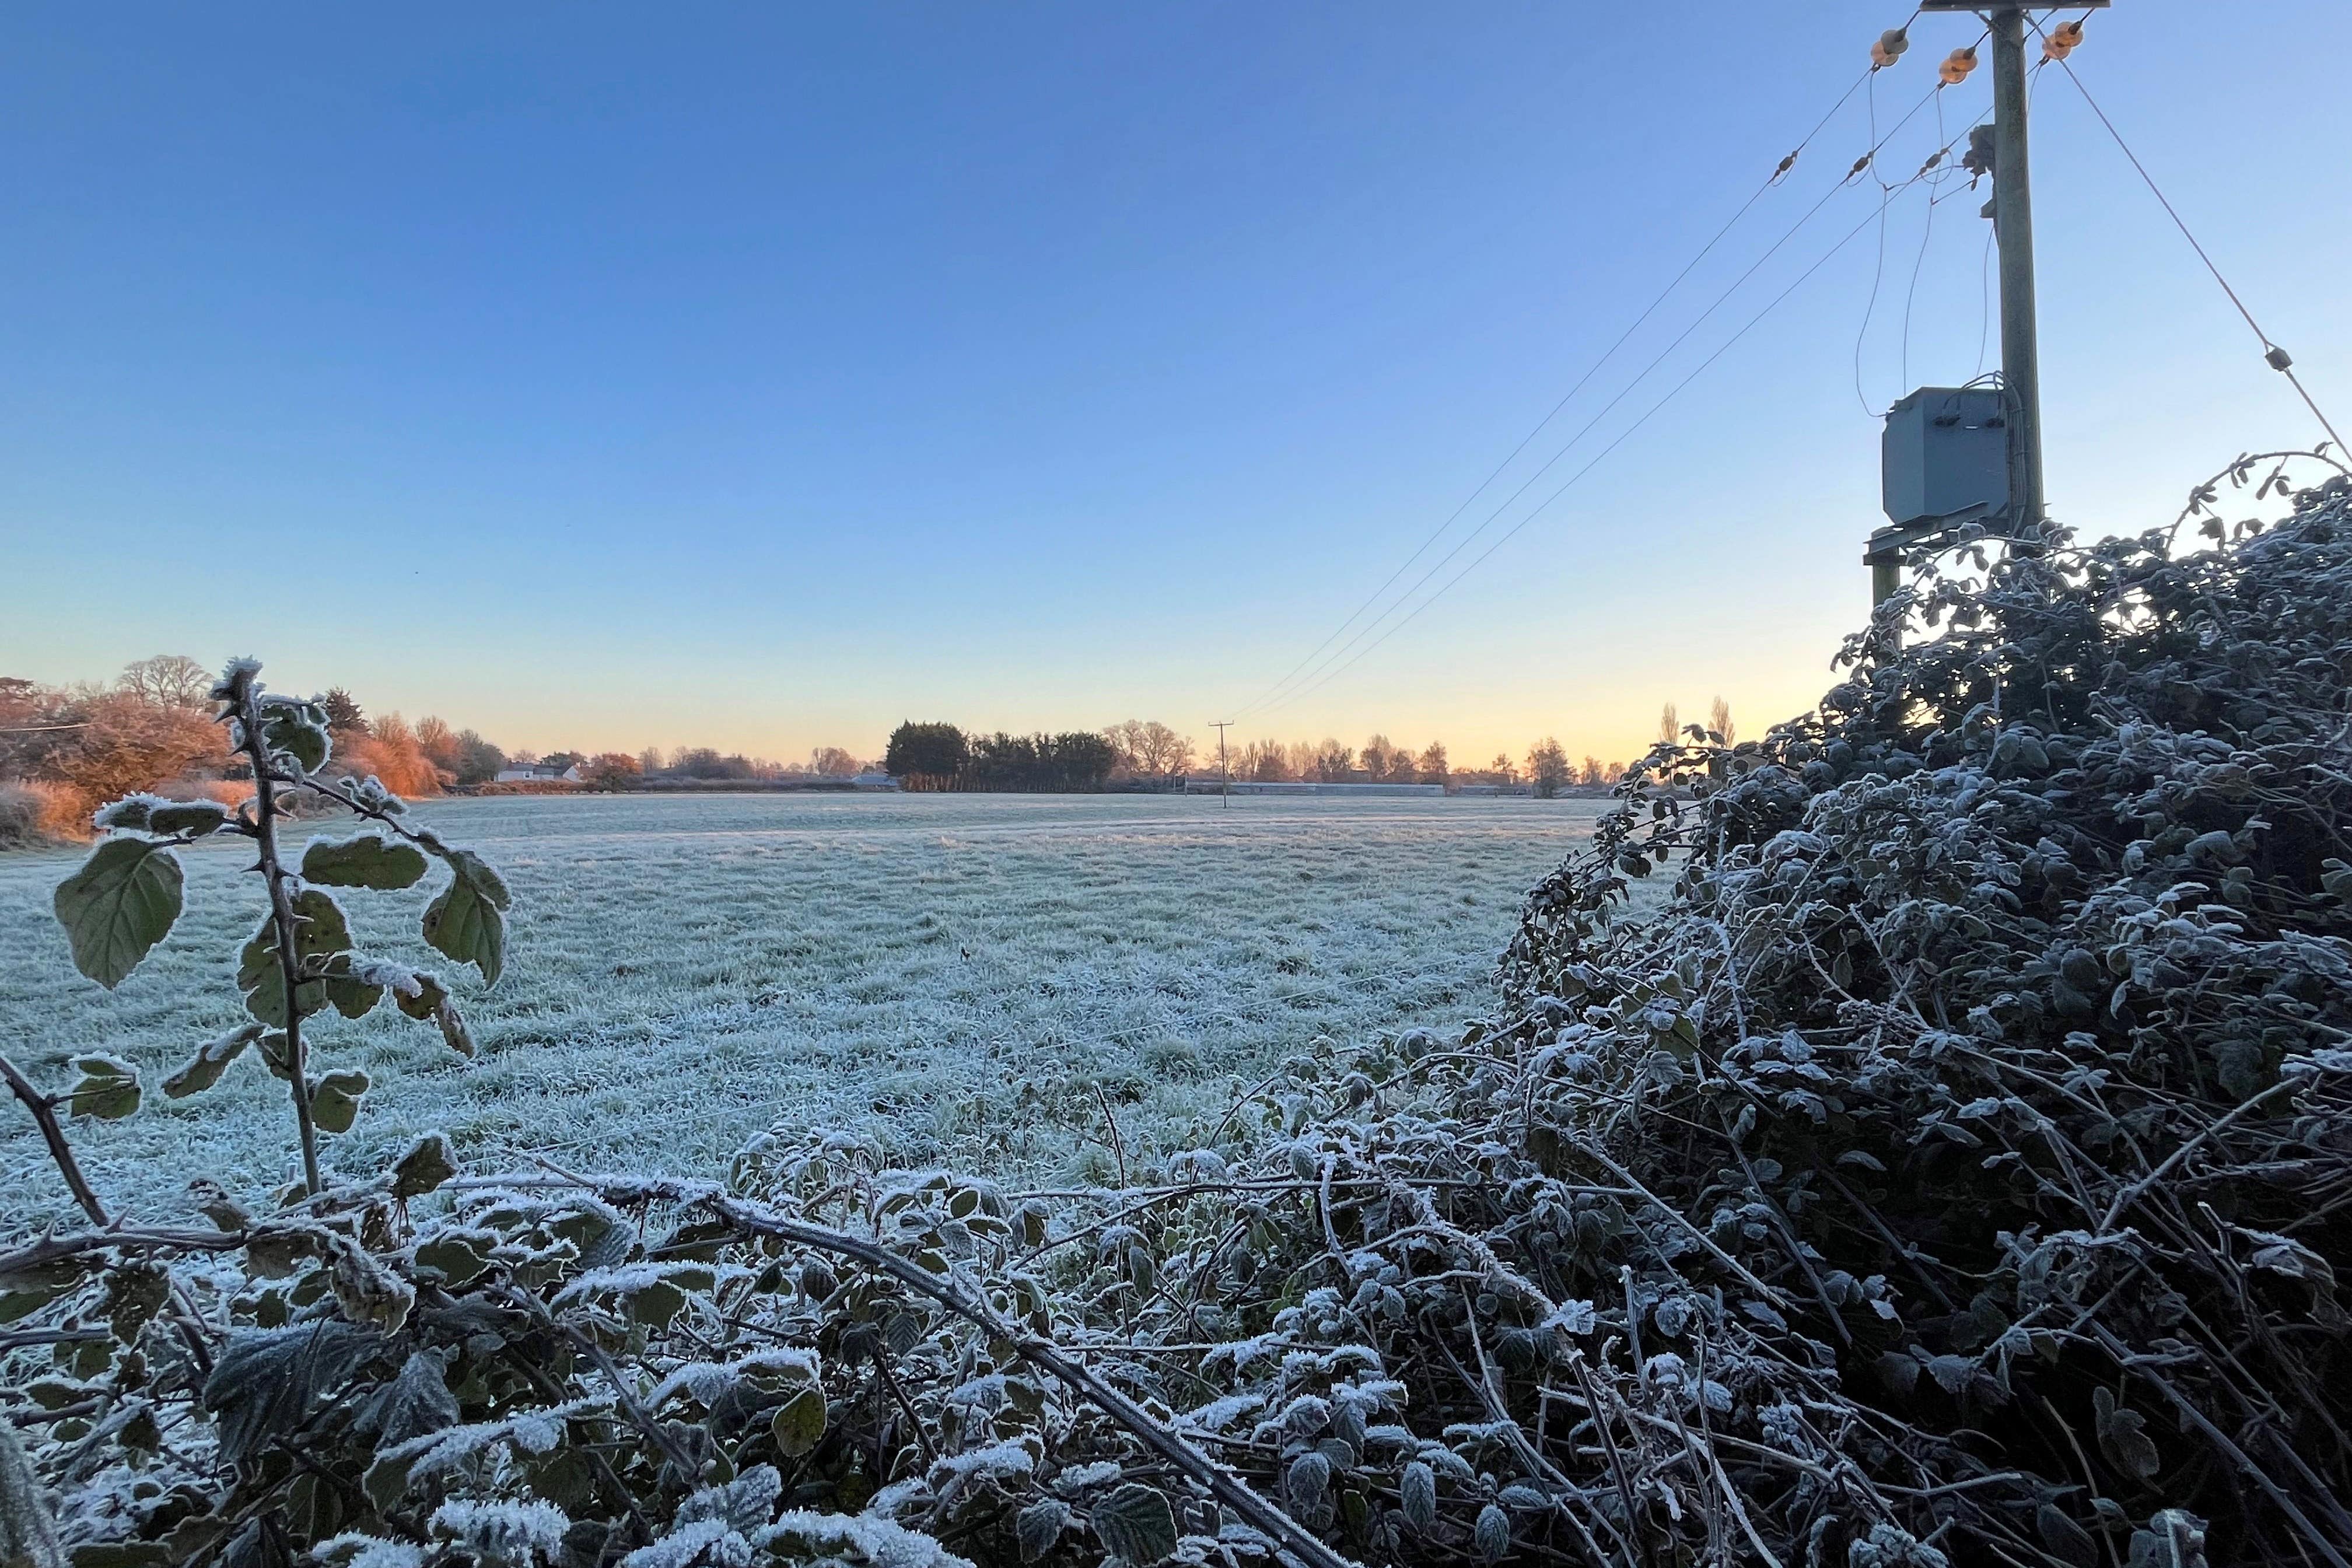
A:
[[1877, 2, 2104, 597], [1988, 4, 2045, 538], [1208, 720, 1233, 808]]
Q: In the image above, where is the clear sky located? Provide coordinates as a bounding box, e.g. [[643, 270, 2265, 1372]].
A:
[[3, 2, 2345, 767]]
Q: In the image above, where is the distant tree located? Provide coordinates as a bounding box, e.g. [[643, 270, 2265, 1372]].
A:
[[671, 747, 754, 780], [1490, 752, 1517, 785], [1360, 734, 1398, 781], [1417, 741, 1448, 785], [415, 716, 460, 775], [117, 654, 211, 709], [1527, 737, 1571, 800], [318, 688, 368, 736], [638, 746, 666, 776], [1581, 755, 1605, 786], [1282, 740, 1320, 780], [340, 712, 439, 797], [453, 730, 506, 787], [1658, 703, 1680, 746], [1310, 740, 1354, 783], [581, 752, 642, 791], [1709, 696, 1735, 747], [884, 722, 967, 791], [808, 745, 860, 776], [1240, 739, 1290, 782], [1109, 720, 1193, 779], [1049, 732, 1118, 791], [541, 751, 583, 774]]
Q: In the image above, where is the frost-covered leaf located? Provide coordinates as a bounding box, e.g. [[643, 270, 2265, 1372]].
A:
[[303, 834, 428, 891], [148, 799, 230, 836], [203, 1320, 387, 1465], [1400, 1460, 1437, 1529], [1474, 1503, 1511, 1562], [1016, 1498, 1071, 1562], [771, 1385, 826, 1458], [163, 1023, 264, 1098], [54, 838, 182, 988], [352, 1350, 460, 1448], [258, 697, 332, 774], [422, 849, 510, 986], [1286, 1450, 1331, 1513], [2094, 1387, 2160, 1480], [390, 1132, 457, 1199], [66, 1055, 141, 1121], [238, 890, 355, 1024], [311, 1069, 372, 1135], [1091, 1483, 1177, 1564]]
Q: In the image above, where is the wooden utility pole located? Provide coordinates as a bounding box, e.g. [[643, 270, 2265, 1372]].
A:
[[1915, 1, 2106, 548], [1208, 721, 1233, 808], [1989, 5, 2045, 537]]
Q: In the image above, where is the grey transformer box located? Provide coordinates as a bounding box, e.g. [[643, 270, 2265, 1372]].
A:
[[1881, 384, 2011, 535]]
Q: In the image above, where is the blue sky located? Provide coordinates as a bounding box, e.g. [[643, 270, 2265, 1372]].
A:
[[3, 2, 2345, 765]]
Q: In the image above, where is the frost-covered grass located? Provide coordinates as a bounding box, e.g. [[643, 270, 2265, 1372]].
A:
[[1, 791, 1628, 1231]]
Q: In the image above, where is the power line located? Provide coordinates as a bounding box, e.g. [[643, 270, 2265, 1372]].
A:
[[1261, 117, 1996, 716], [2037, 34, 2344, 453], [1242, 75, 1960, 721], [1230, 48, 1933, 724]]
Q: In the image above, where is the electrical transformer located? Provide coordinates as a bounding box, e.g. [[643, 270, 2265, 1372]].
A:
[[1881, 384, 2011, 534]]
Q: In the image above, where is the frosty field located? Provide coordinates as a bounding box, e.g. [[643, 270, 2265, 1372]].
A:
[[1, 791, 1623, 1231]]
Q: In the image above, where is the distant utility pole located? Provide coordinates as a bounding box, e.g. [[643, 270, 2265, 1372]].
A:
[[1209, 720, 1233, 808]]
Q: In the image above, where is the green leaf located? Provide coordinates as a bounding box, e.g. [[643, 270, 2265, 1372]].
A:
[[310, 1069, 371, 1135], [238, 890, 355, 1025], [257, 698, 332, 774], [771, 1385, 827, 1458], [202, 1320, 385, 1466], [383, 968, 474, 1056], [302, 834, 428, 890], [163, 1024, 264, 1098], [413, 1232, 493, 1289], [351, 1349, 460, 1447], [148, 800, 230, 836], [422, 849, 510, 986], [54, 839, 183, 989], [390, 1132, 457, 1200], [1017, 1499, 1072, 1563], [1091, 1483, 1178, 1566], [67, 1055, 141, 1121]]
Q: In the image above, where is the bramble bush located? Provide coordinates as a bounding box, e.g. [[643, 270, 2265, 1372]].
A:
[[5, 457, 2351, 1568]]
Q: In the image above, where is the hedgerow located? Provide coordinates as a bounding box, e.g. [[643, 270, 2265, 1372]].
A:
[[5, 456, 2351, 1568]]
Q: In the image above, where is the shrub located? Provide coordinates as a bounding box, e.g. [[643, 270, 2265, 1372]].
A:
[[0, 780, 80, 849], [5, 464, 2351, 1568]]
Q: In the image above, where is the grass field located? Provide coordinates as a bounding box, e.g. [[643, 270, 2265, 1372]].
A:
[[1, 792, 1629, 1231]]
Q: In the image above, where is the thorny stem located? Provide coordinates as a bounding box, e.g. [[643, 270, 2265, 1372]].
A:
[[1, 1051, 112, 1227], [226, 668, 323, 1198]]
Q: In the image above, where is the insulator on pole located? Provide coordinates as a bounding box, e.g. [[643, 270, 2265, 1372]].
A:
[[1940, 45, 1979, 85], [1871, 27, 1910, 69], [2042, 19, 2085, 61]]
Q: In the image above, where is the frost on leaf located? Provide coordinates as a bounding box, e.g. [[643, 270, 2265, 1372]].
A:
[[303, 833, 429, 890], [204, 1320, 388, 1466], [53, 837, 183, 988], [163, 1023, 265, 1098], [422, 847, 511, 986]]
